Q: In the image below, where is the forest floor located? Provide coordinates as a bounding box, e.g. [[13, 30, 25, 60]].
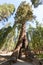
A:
[[0, 51, 33, 65], [0, 51, 43, 65], [0, 59, 33, 65], [0, 56, 33, 65]]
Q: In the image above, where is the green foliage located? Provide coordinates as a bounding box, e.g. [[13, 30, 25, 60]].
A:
[[36, 54, 43, 59], [15, 1, 33, 24], [32, 25, 43, 51], [0, 4, 15, 21], [0, 22, 18, 51], [27, 22, 43, 54], [31, 0, 42, 7], [0, 26, 12, 48]]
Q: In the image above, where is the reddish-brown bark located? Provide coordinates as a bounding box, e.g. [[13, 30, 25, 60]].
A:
[[11, 23, 41, 65], [11, 23, 28, 58]]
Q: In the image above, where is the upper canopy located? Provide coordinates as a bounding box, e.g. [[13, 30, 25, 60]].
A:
[[15, 1, 33, 24]]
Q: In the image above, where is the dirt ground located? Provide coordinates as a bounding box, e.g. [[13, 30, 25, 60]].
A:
[[0, 57, 33, 65], [0, 51, 33, 65]]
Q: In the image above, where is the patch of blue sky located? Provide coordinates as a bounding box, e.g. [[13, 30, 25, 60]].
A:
[[0, 0, 43, 29]]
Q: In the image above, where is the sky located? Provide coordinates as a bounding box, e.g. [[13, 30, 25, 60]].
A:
[[0, 0, 43, 29]]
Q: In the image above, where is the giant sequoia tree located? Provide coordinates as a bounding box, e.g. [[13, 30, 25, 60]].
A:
[[11, 2, 42, 65], [11, 1, 33, 59], [0, 1, 42, 65]]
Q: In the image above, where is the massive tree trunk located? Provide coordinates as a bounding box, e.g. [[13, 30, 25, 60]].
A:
[[11, 23, 28, 59], [15, 23, 28, 49], [11, 23, 41, 65]]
